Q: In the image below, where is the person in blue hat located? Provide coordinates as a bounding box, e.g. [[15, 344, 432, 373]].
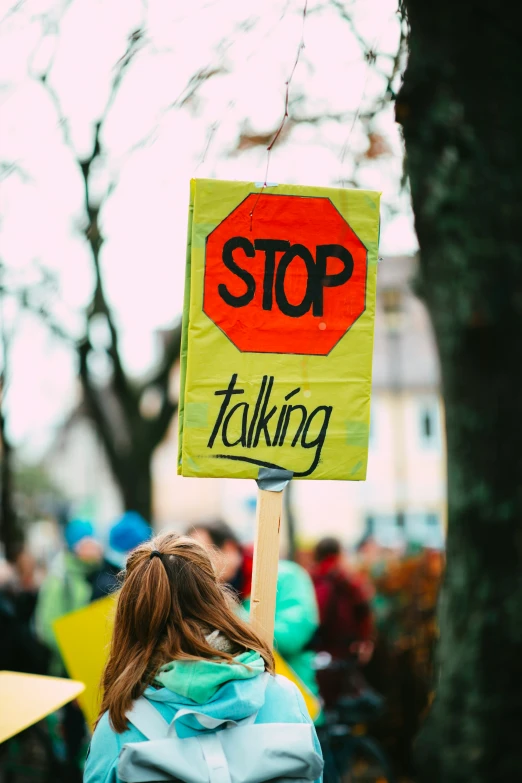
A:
[[92, 512, 151, 601]]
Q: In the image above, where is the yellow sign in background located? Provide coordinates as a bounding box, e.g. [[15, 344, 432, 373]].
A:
[[0, 671, 84, 743], [54, 595, 320, 727], [54, 596, 115, 728], [178, 179, 380, 481]]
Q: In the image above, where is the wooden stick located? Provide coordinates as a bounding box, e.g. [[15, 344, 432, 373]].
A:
[[250, 487, 284, 647]]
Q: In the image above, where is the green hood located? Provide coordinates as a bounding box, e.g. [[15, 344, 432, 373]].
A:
[[155, 650, 265, 704], [63, 550, 100, 577]]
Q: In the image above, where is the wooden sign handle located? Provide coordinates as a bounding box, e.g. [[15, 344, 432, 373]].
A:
[[250, 487, 284, 647]]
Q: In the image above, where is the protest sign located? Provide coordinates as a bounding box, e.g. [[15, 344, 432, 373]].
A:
[[0, 671, 84, 743], [178, 179, 380, 482], [54, 595, 116, 728]]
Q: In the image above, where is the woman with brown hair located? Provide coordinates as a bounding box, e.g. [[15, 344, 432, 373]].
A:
[[84, 533, 323, 783]]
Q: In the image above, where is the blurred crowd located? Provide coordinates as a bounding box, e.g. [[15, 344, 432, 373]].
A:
[[0, 513, 444, 781]]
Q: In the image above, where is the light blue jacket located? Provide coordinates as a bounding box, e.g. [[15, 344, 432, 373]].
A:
[[84, 670, 322, 783]]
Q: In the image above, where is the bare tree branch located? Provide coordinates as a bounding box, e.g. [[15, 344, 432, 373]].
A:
[[146, 322, 182, 394], [20, 15, 184, 519]]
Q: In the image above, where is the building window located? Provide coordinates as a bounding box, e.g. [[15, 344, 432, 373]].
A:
[[362, 512, 444, 550], [382, 288, 402, 315], [363, 513, 405, 548], [420, 512, 444, 549], [419, 400, 440, 448], [382, 288, 403, 332], [422, 410, 432, 439], [405, 512, 444, 549]]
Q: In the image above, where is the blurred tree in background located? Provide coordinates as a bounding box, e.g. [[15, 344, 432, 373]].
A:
[[360, 548, 442, 776], [14, 461, 62, 521], [48, 28, 182, 521], [1, 23, 183, 525], [0, 284, 18, 559], [397, 1, 522, 780]]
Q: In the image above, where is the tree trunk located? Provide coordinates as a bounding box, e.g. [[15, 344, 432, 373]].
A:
[[397, 3, 522, 781], [117, 457, 152, 523], [0, 403, 19, 562]]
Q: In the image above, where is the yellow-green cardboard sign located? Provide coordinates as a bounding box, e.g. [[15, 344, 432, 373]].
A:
[[178, 179, 380, 481]]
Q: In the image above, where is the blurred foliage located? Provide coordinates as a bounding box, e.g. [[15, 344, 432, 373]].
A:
[[357, 549, 443, 777], [13, 460, 63, 522]]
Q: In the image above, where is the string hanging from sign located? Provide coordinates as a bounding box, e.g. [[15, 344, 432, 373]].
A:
[[193, 5, 304, 180], [263, 0, 308, 184], [249, 0, 308, 230]]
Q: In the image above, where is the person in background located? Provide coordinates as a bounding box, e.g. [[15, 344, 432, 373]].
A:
[[35, 518, 103, 783], [311, 536, 375, 708], [0, 551, 50, 675], [91, 511, 151, 601], [10, 545, 41, 631], [187, 520, 320, 704]]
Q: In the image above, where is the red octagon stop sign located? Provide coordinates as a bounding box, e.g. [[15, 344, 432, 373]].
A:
[[204, 193, 367, 355]]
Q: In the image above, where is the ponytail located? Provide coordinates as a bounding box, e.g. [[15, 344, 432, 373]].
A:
[[99, 552, 173, 731], [98, 533, 274, 733]]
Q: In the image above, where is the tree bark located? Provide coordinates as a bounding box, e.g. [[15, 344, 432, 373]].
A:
[[397, 3, 522, 781], [78, 332, 179, 525], [117, 457, 152, 522], [0, 395, 19, 562], [0, 288, 20, 562]]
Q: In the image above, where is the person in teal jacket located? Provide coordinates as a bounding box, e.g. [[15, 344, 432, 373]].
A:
[[84, 533, 322, 783], [189, 521, 320, 701]]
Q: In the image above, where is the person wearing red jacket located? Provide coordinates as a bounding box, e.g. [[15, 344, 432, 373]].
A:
[[311, 537, 374, 707]]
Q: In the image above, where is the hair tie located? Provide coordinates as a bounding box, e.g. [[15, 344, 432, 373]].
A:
[[149, 549, 170, 575]]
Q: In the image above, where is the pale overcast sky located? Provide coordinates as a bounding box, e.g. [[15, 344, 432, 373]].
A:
[[0, 0, 416, 456]]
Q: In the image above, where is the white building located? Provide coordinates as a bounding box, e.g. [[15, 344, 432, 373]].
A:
[[47, 256, 446, 549]]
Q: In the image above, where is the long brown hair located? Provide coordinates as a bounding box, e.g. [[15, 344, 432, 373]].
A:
[[98, 532, 274, 732]]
